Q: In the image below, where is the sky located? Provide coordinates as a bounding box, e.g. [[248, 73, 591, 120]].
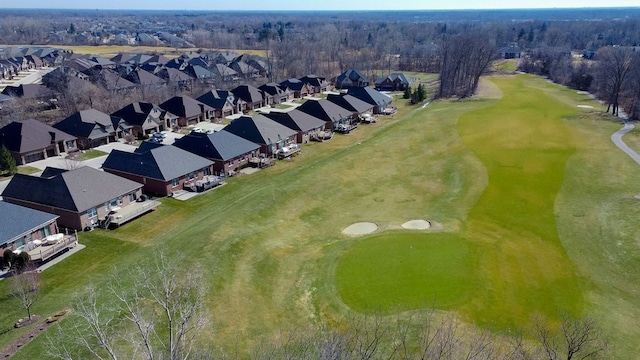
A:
[[0, 0, 639, 11]]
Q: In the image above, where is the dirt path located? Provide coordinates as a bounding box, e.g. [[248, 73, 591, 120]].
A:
[[611, 123, 640, 166]]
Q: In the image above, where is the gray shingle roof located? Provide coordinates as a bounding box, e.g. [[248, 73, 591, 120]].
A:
[[102, 144, 213, 182], [326, 94, 374, 113], [0, 119, 76, 154], [159, 96, 212, 119], [265, 109, 326, 133], [223, 115, 298, 146], [53, 109, 119, 140], [173, 130, 260, 162], [0, 201, 58, 246], [297, 99, 353, 124], [1, 166, 142, 213], [347, 87, 393, 108]]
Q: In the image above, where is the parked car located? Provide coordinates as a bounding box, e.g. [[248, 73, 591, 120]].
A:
[[152, 132, 166, 139]]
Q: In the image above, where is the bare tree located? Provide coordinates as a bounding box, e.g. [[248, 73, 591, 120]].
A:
[[48, 252, 208, 360], [533, 314, 608, 360], [438, 33, 495, 99], [8, 267, 41, 320], [592, 46, 634, 116]]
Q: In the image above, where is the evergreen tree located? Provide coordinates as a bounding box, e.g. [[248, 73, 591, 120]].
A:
[[403, 86, 412, 99], [0, 145, 17, 175], [417, 84, 427, 102]]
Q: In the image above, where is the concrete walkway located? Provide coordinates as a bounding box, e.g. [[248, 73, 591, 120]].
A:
[[611, 122, 640, 166]]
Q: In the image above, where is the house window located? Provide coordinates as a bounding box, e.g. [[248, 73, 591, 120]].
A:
[[118, 196, 123, 205], [172, 178, 179, 187], [128, 192, 136, 202], [66, 140, 75, 149], [40, 226, 51, 238], [105, 202, 109, 211], [203, 167, 211, 176], [110, 198, 119, 208], [188, 172, 196, 180], [87, 207, 98, 218]]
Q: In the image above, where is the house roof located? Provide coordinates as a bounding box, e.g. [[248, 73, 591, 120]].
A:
[[102, 143, 213, 182], [0, 119, 76, 154], [159, 96, 212, 119], [0, 201, 59, 246], [259, 83, 286, 97], [299, 74, 327, 87], [375, 72, 410, 86], [297, 99, 353, 123], [336, 69, 368, 85], [223, 115, 298, 146], [1, 166, 142, 213], [159, 67, 192, 82], [347, 87, 393, 108], [280, 78, 305, 92], [112, 102, 169, 127], [326, 94, 374, 113], [1, 84, 54, 99], [265, 109, 326, 133], [131, 68, 165, 86], [173, 130, 260, 162], [196, 90, 234, 110], [231, 84, 264, 104], [184, 65, 211, 79], [53, 109, 120, 139], [212, 63, 238, 77]]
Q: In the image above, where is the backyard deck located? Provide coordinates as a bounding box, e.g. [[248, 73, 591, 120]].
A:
[[106, 200, 161, 228], [27, 232, 78, 262]]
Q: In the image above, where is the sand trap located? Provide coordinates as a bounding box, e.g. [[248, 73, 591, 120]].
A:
[[577, 105, 594, 109], [342, 222, 378, 236], [401, 220, 431, 230], [577, 91, 590, 95]]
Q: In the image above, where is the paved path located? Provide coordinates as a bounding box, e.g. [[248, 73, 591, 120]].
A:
[[611, 122, 640, 166]]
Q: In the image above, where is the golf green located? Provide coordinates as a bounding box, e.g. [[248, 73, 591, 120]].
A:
[[335, 233, 478, 312]]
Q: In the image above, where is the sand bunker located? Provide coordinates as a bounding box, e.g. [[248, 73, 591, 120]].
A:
[[401, 220, 431, 230], [577, 105, 594, 109], [577, 91, 590, 95], [342, 222, 378, 236]]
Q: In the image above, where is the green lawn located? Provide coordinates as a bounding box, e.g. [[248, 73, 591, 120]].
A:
[[336, 233, 478, 312], [77, 149, 108, 161], [2, 74, 639, 358]]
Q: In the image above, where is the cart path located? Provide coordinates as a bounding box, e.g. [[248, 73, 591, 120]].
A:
[[611, 122, 640, 166]]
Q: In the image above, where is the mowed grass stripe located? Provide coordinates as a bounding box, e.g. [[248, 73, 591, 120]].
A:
[[457, 75, 583, 328]]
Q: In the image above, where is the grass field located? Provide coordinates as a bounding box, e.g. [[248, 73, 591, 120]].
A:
[[76, 149, 107, 161], [2, 74, 640, 358]]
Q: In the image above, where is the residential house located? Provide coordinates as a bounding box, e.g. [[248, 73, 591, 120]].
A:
[[210, 63, 238, 81], [102, 142, 214, 196], [0, 201, 63, 253], [499, 44, 523, 59], [0, 119, 78, 165], [223, 115, 298, 157], [335, 69, 370, 89], [183, 64, 212, 82], [1, 84, 54, 101], [347, 87, 393, 114], [156, 67, 192, 87], [265, 109, 326, 143], [197, 90, 239, 119], [326, 94, 375, 117], [173, 130, 260, 176], [229, 61, 259, 79], [299, 75, 330, 94], [231, 84, 267, 110], [112, 102, 177, 136], [375, 73, 411, 91], [259, 83, 292, 104], [124, 68, 166, 86], [53, 109, 125, 149], [297, 99, 354, 130], [159, 95, 214, 127], [1, 166, 147, 230], [280, 78, 312, 98]]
